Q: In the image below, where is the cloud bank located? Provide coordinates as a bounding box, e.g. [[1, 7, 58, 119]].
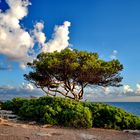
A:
[[0, 0, 71, 69], [84, 84, 140, 101], [0, 83, 44, 101], [0, 83, 140, 102], [0, 0, 33, 62], [42, 21, 71, 52], [123, 85, 133, 93]]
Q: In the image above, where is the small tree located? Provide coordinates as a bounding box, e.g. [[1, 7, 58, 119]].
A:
[[24, 48, 123, 100]]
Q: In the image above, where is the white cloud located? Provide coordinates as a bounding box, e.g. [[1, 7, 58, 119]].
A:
[[42, 21, 71, 52], [32, 21, 71, 53], [110, 50, 118, 59], [19, 63, 27, 70], [102, 87, 111, 95], [21, 83, 34, 91], [136, 84, 140, 94], [0, 84, 44, 101], [1, 83, 140, 102], [0, 85, 15, 90], [0, 0, 71, 70], [0, 83, 34, 92], [0, 0, 34, 65], [1, 0, 31, 29], [33, 22, 46, 47], [123, 85, 133, 93], [84, 84, 140, 101]]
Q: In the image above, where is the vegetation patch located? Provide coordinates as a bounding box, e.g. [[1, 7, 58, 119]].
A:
[[2, 96, 140, 129]]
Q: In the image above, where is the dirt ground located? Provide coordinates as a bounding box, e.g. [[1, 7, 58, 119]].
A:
[[0, 119, 139, 140]]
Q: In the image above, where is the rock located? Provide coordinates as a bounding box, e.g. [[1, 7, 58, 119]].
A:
[[0, 110, 13, 114], [0, 110, 18, 122], [6, 114, 17, 119], [123, 130, 140, 135], [80, 133, 99, 140], [28, 121, 36, 125], [36, 132, 52, 137], [42, 124, 53, 128]]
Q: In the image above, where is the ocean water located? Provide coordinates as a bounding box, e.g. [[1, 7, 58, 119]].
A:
[[107, 102, 140, 116]]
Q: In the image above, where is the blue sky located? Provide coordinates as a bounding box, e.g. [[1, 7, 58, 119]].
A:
[[0, 0, 140, 101]]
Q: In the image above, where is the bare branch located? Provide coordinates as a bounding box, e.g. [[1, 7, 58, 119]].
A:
[[41, 87, 55, 97], [48, 89, 75, 99]]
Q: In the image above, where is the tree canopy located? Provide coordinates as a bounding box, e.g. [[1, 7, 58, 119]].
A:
[[24, 48, 123, 100]]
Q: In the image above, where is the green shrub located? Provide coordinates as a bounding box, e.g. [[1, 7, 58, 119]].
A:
[[11, 98, 29, 113], [18, 97, 92, 128], [1, 98, 29, 113], [38, 96, 79, 109], [43, 105, 59, 125], [1, 100, 13, 110], [2, 96, 140, 130], [19, 103, 46, 122], [83, 102, 140, 130], [59, 104, 92, 128]]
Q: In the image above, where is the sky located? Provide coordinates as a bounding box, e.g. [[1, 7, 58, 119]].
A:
[[0, 0, 140, 101]]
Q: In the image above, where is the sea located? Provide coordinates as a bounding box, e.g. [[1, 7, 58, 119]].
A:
[[106, 102, 140, 116]]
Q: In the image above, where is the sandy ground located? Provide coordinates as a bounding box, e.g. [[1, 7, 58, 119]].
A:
[[0, 119, 140, 140]]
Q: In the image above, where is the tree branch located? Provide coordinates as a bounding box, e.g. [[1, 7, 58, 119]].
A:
[[41, 87, 55, 97], [48, 88, 73, 99], [78, 83, 88, 99]]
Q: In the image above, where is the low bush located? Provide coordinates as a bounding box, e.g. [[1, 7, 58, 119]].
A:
[[83, 102, 140, 130], [19, 103, 46, 122], [2, 96, 91, 128], [59, 104, 92, 128], [1, 98, 28, 113], [1, 100, 13, 111], [1, 96, 140, 129]]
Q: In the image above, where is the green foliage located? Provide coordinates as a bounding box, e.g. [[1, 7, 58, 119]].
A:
[[24, 48, 123, 100], [59, 104, 92, 128], [1, 96, 140, 129], [43, 105, 59, 125], [83, 102, 140, 130], [11, 98, 29, 113], [2, 96, 91, 128], [1, 98, 28, 113], [19, 103, 46, 122], [1, 100, 13, 110]]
